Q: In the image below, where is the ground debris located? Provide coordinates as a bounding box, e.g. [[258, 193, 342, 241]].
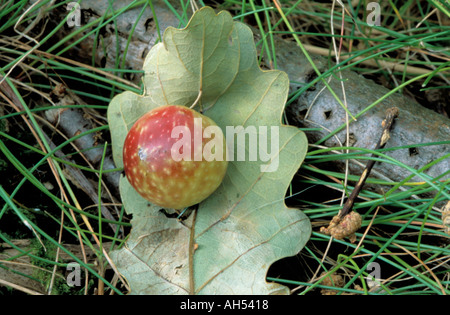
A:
[[442, 201, 450, 235], [319, 272, 345, 295], [320, 211, 362, 242]]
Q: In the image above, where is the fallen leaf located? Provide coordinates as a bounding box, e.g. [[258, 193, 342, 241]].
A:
[[108, 7, 310, 295]]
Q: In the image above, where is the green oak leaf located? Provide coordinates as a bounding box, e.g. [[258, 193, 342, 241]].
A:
[[107, 7, 310, 295]]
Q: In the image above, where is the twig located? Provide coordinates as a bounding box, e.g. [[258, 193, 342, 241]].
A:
[[0, 279, 43, 295], [441, 201, 450, 235], [301, 44, 438, 75], [320, 107, 399, 241], [339, 106, 399, 219], [188, 209, 198, 295]]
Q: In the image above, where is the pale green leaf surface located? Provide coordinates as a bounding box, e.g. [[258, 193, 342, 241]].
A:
[[107, 93, 159, 168], [108, 7, 311, 295]]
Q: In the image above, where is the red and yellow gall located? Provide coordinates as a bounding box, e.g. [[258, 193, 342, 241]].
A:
[[123, 105, 228, 209]]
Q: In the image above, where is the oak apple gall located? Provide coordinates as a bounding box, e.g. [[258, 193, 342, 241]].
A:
[[123, 105, 228, 209]]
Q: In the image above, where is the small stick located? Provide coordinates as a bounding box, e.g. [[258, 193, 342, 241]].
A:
[[339, 107, 399, 219], [188, 208, 198, 295]]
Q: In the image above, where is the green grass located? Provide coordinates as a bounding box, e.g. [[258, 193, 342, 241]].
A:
[[0, 0, 449, 295]]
